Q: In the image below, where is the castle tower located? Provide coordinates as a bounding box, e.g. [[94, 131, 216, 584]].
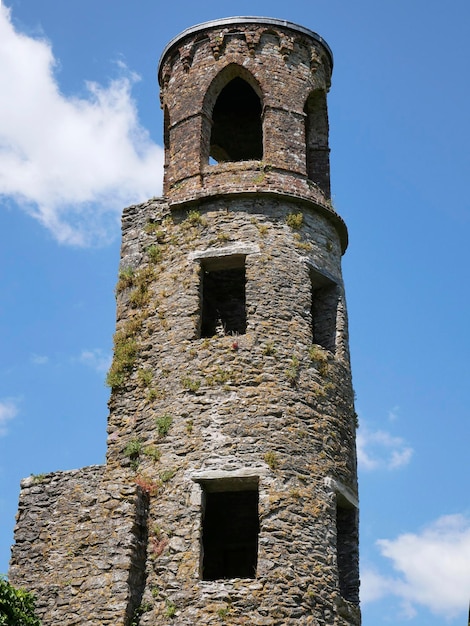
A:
[[10, 17, 360, 626]]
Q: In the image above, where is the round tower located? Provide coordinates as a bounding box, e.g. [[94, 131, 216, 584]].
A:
[[106, 17, 360, 625]]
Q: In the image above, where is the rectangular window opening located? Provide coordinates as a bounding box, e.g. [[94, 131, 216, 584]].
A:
[[336, 501, 360, 605], [310, 269, 338, 353], [200, 256, 246, 338], [201, 482, 259, 581]]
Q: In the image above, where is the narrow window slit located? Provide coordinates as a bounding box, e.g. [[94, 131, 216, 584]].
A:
[[310, 269, 338, 353], [336, 500, 360, 604], [304, 90, 330, 196]]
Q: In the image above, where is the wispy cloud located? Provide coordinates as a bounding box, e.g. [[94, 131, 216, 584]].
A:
[[30, 354, 49, 365], [362, 514, 470, 620], [78, 349, 112, 374], [357, 424, 413, 471], [0, 6, 164, 246], [388, 405, 400, 421], [0, 399, 19, 436]]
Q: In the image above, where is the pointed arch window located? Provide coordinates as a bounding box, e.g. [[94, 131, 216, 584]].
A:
[[210, 77, 263, 163]]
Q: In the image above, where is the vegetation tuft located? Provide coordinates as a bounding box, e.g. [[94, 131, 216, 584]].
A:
[[106, 333, 138, 390], [156, 414, 172, 437], [0, 576, 41, 626], [286, 212, 303, 229], [264, 451, 279, 470]]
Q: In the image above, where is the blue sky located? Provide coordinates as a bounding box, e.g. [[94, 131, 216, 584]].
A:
[[0, 1, 469, 624]]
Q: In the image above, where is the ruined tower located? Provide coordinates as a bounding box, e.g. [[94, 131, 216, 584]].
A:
[[10, 17, 360, 626]]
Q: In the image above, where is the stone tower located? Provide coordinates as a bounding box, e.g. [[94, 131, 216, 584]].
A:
[[10, 17, 360, 626]]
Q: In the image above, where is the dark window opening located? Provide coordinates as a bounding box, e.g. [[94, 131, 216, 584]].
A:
[[336, 502, 360, 604], [201, 257, 246, 337], [310, 270, 338, 353], [210, 77, 263, 163], [202, 488, 259, 580], [163, 106, 170, 171], [304, 91, 330, 196]]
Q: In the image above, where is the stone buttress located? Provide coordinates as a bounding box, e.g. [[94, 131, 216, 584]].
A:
[[10, 17, 361, 626]]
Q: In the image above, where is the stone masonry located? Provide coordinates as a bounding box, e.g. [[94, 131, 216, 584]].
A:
[[10, 17, 361, 626]]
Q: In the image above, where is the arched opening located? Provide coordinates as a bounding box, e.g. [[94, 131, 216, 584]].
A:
[[304, 90, 330, 195], [210, 77, 263, 163]]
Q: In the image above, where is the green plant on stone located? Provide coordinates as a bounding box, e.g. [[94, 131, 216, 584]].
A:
[[124, 438, 143, 470], [144, 222, 166, 242], [30, 473, 46, 484], [121, 313, 145, 339], [137, 368, 153, 387], [143, 446, 161, 463], [181, 376, 201, 392], [263, 341, 276, 356], [264, 451, 279, 470], [129, 282, 150, 309], [156, 414, 172, 437], [309, 344, 328, 363], [147, 244, 162, 264], [152, 524, 163, 539], [130, 601, 152, 626], [309, 345, 329, 376], [252, 171, 266, 184], [116, 267, 135, 293], [285, 355, 300, 386], [106, 333, 138, 390], [186, 419, 193, 435], [124, 438, 143, 461], [206, 366, 231, 386], [186, 209, 206, 227], [286, 212, 303, 229], [165, 600, 176, 618], [136, 265, 157, 286], [294, 233, 313, 252], [146, 387, 163, 403], [128, 266, 157, 309], [160, 468, 177, 483]]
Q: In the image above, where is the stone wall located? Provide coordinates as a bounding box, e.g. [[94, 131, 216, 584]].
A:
[[9, 466, 148, 626], [101, 193, 359, 624]]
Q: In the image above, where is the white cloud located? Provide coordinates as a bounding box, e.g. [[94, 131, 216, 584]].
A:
[[78, 349, 112, 374], [362, 515, 470, 620], [357, 425, 413, 471], [30, 353, 49, 365], [388, 405, 400, 421], [0, 399, 18, 436], [0, 6, 164, 246], [360, 567, 395, 604]]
